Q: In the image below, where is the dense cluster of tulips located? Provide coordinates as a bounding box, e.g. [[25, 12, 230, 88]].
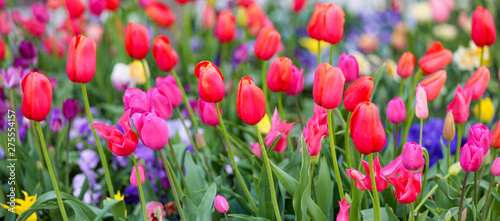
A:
[[1, 0, 500, 220]]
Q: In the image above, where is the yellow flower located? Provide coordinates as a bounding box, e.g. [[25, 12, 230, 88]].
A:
[[257, 114, 271, 135], [236, 6, 247, 28], [129, 60, 149, 85], [105, 190, 124, 201], [385, 59, 400, 82], [1, 191, 37, 221], [298, 38, 329, 56], [473, 98, 494, 123]]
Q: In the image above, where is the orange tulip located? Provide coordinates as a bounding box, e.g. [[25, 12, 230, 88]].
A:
[[145, 2, 175, 28], [418, 70, 447, 101], [237, 76, 266, 125], [464, 66, 490, 100], [344, 76, 373, 112], [397, 52, 415, 78], [254, 27, 281, 60]]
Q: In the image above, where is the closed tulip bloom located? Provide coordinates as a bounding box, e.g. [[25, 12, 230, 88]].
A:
[[338, 53, 359, 82], [254, 27, 281, 60], [415, 85, 428, 120], [156, 75, 182, 108], [471, 6, 496, 47], [152, 36, 178, 72], [460, 141, 485, 172], [145, 2, 175, 28], [443, 111, 455, 141], [65, 0, 85, 18], [237, 76, 266, 125], [203, 6, 216, 29], [62, 98, 81, 120], [350, 102, 386, 154], [284, 65, 304, 96], [25, 18, 46, 37], [447, 84, 472, 124], [304, 117, 328, 156], [307, 4, 327, 41], [67, 35, 97, 83], [0, 38, 4, 61], [195, 61, 225, 103], [337, 198, 351, 221], [324, 4, 345, 44], [346, 155, 388, 191], [402, 142, 425, 171], [251, 142, 262, 157], [267, 57, 293, 92], [32, 3, 49, 23], [293, 0, 307, 13], [21, 72, 52, 122], [418, 42, 452, 75], [105, 0, 120, 11], [344, 76, 373, 112], [491, 157, 500, 176], [92, 110, 138, 156], [313, 63, 345, 109], [418, 70, 447, 101], [130, 163, 146, 187], [397, 52, 415, 78], [214, 195, 229, 213], [246, 3, 274, 36], [147, 88, 173, 120], [198, 99, 220, 126], [387, 170, 422, 204], [88, 0, 105, 16], [215, 9, 236, 43], [49, 107, 65, 132], [265, 108, 295, 152], [132, 112, 169, 150], [386, 97, 406, 124], [492, 121, 500, 149], [467, 123, 492, 153], [125, 22, 150, 60], [464, 66, 490, 100]]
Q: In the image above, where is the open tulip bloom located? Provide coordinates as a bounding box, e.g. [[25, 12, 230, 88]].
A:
[[5, 2, 500, 221]]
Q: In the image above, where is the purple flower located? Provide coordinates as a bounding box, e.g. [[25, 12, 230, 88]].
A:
[[124, 185, 140, 204], [78, 149, 99, 173], [133, 142, 155, 166], [49, 107, 65, 132], [48, 77, 58, 89], [62, 98, 81, 120], [1, 67, 21, 89], [190, 36, 203, 54], [232, 44, 249, 67], [0, 98, 9, 116], [31, 3, 49, 24], [19, 41, 37, 59]]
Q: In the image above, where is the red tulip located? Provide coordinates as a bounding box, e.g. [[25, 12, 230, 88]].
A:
[[237, 76, 266, 125], [418, 70, 447, 101], [418, 42, 452, 75], [323, 3, 345, 44], [464, 66, 490, 100], [491, 121, 500, 149], [92, 110, 138, 156], [65, 0, 85, 18], [471, 6, 496, 47], [215, 9, 236, 43], [254, 27, 281, 60], [202, 6, 216, 29], [21, 72, 52, 122], [174, 0, 191, 5], [198, 99, 220, 126], [447, 84, 472, 124], [292, 0, 307, 13], [66, 35, 97, 83], [397, 52, 415, 78], [145, 2, 175, 28], [125, 22, 150, 60], [105, 0, 120, 11], [343, 76, 373, 112], [266, 57, 293, 92], [307, 4, 327, 41], [313, 62, 345, 109], [152, 36, 178, 72], [195, 61, 225, 103], [0, 38, 4, 61], [387, 170, 422, 204], [350, 102, 386, 154], [246, 3, 274, 36]]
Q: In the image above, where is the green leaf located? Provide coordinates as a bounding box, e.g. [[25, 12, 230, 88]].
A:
[[78, 176, 89, 200], [181, 196, 198, 221], [270, 161, 298, 194], [370, 63, 387, 101], [94, 199, 126, 221], [228, 214, 271, 220], [417, 210, 430, 221], [65, 200, 89, 221], [258, 165, 274, 220], [196, 183, 217, 221], [267, 133, 283, 154], [293, 137, 310, 221], [434, 174, 460, 200], [315, 157, 333, 218], [361, 207, 398, 221], [305, 196, 328, 221]]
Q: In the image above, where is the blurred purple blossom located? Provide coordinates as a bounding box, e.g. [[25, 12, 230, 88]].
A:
[[78, 149, 99, 173], [1, 67, 21, 89], [49, 107, 65, 132]]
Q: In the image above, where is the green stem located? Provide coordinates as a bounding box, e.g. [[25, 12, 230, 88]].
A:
[[411, 202, 415, 221], [66, 120, 72, 190], [31, 121, 44, 165], [159, 150, 186, 220], [36, 122, 68, 221], [418, 148, 429, 203], [399, 78, 405, 98], [458, 172, 469, 221], [478, 99, 482, 123], [174, 107, 206, 177], [481, 177, 495, 221], [474, 171, 479, 205], [393, 124, 399, 158], [404, 204, 407, 221], [415, 173, 452, 211], [329, 44, 334, 64], [480, 46, 484, 66], [419, 118, 423, 145], [455, 124, 464, 163], [317, 41, 321, 65], [447, 140, 451, 174], [261, 60, 270, 115], [369, 153, 381, 221], [277, 92, 284, 120], [254, 125, 282, 220], [171, 69, 199, 133], [327, 109, 344, 197], [293, 96, 304, 128], [81, 83, 115, 197], [168, 141, 191, 198], [401, 109, 415, 151], [345, 112, 352, 169], [9, 89, 19, 142], [131, 154, 148, 221], [141, 59, 151, 90], [216, 103, 258, 213]]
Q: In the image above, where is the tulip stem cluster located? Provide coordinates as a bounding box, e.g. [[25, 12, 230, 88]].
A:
[[277, 92, 285, 120], [481, 177, 495, 221], [368, 153, 381, 221], [171, 69, 199, 133], [327, 109, 344, 196], [293, 96, 305, 128], [168, 140, 191, 197], [81, 83, 115, 197], [131, 154, 148, 221], [458, 171, 469, 221], [415, 173, 452, 211], [158, 150, 186, 221], [35, 121, 69, 221]]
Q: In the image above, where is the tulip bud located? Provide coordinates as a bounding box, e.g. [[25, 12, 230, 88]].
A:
[[195, 61, 225, 103], [125, 22, 150, 60], [491, 121, 500, 149], [397, 52, 415, 78], [344, 76, 373, 112], [66, 35, 97, 83], [460, 141, 484, 172], [62, 98, 81, 120], [106, 0, 120, 11], [418, 42, 452, 75], [65, 0, 85, 18], [467, 123, 492, 153], [292, 0, 307, 13], [21, 72, 52, 122], [267, 57, 293, 92], [491, 157, 500, 176], [284, 65, 304, 96], [131, 112, 169, 150], [153, 36, 178, 72], [386, 97, 406, 124], [237, 76, 266, 125], [307, 4, 327, 41], [156, 75, 182, 108], [350, 102, 386, 154], [130, 163, 146, 187], [313, 63, 345, 109], [471, 6, 496, 47], [443, 211, 451, 221], [443, 111, 455, 141], [324, 4, 345, 45], [415, 85, 428, 120], [473, 98, 494, 123], [447, 84, 472, 124], [195, 133, 206, 149], [449, 162, 462, 176], [464, 66, 490, 101], [461, 209, 467, 221], [402, 142, 425, 171], [145, 2, 175, 28], [49, 107, 65, 133], [215, 9, 236, 43], [250, 142, 262, 158], [214, 195, 229, 213], [198, 99, 220, 126], [36, 160, 44, 170], [338, 53, 359, 82], [418, 70, 447, 101], [254, 27, 281, 60]]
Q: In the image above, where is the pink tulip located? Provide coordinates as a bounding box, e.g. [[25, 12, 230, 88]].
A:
[[304, 116, 328, 156], [447, 84, 472, 124], [131, 112, 169, 150], [338, 53, 359, 82], [386, 97, 406, 124], [387, 170, 422, 204], [0, 11, 10, 35], [284, 65, 304, 96], [198, 99, 220, 126], [381, 155, 403, 178], [491, 157, 500, 176], [429, 0, 454, 23], [89, 0, 106, 16], [460, 141, 485, 172], [251, 142, 262, 158], [337, 198, 351, 221], [147, 88, 173, 120], [402, 142, 425, 171], [156, 75, 182, 108], [130, 163, 146, 187], [123, 88, 173, 120], [214, 195, 229, 213], [467, 123, 492, 153], [464, 66, 490, 101], [313, 104, 328, 128], [346, 155, 388, 191], [92, 110, 138, 156], [415, 85, 428, 119], [265, 108, 295, 152]]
